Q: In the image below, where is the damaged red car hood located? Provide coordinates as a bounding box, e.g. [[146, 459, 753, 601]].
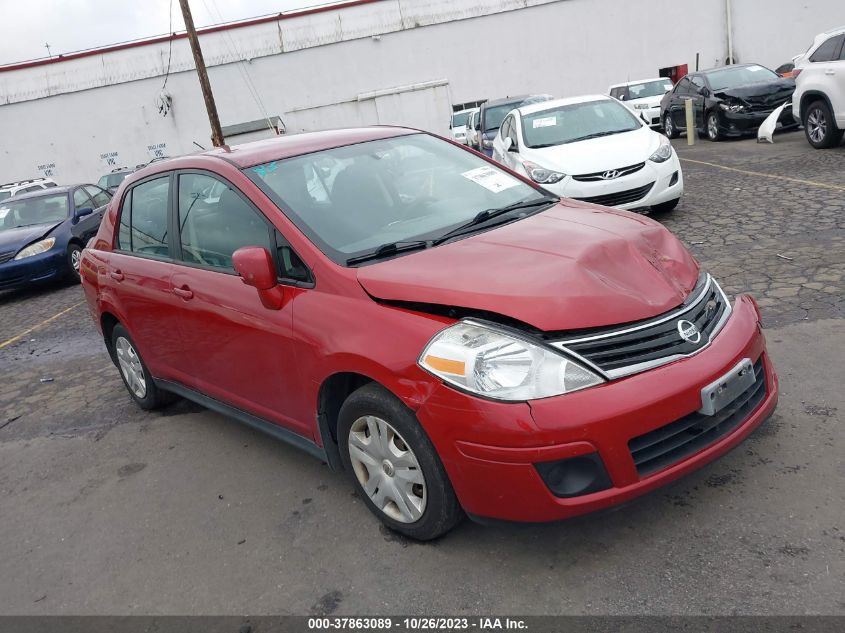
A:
[[356, 201, 700, 331]]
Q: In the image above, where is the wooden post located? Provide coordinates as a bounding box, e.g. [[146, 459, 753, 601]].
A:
[[178, 0, 225, 147], [685, 98, 696, 146]]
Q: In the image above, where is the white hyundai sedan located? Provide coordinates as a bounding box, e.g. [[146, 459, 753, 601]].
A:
[[491, 95, 683, 212]]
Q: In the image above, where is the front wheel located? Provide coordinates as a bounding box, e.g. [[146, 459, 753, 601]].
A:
[[338, 383, 463, 540], [66, 243, 82, 282], [663, 113, 677, 138], [707, 112, 722, 141], [804, 100, 844, 149], [652, 198, 680, 213]]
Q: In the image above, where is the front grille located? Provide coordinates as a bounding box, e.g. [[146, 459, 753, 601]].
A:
[[572, 162, 645, 182], [629, 357, 766, 477], [0, 250, 15, 264], [552, 274, 730, 378], [574, 182, 654, 207]]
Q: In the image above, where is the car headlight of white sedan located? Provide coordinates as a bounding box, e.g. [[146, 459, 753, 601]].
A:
[[419, 321, 604, 401], [648, 136, 674, 163], [522, 160, 566, 184]]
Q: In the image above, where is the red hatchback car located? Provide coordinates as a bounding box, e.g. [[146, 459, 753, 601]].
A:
[[80, 127, 778, 539]]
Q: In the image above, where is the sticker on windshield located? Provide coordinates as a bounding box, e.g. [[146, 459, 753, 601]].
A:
[[747, 65, 764, 72], [532, 116, 557, 128], [461, 167, 520, 193], [0, 208, 9, 220]]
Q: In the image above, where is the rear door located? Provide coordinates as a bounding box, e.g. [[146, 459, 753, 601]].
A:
[[168, 170, 312, 437], [107, 175, 188, 383]]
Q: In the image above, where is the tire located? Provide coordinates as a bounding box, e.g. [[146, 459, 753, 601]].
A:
[[804, 100, 844, 149], [66, 243, 83, 282], [663, 113, 677, 139], [652, 198, 680, 213], [338, 383, 463, 540], [110, 324, 174, 410], [706, 112, 722, 142]]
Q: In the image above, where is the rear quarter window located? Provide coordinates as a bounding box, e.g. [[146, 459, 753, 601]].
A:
[[116, 177, 171, 258]]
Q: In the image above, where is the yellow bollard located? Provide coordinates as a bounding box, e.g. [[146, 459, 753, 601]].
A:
[[685, 98, 696, 146]]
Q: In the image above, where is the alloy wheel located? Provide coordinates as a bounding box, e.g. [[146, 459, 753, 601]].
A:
[[347, 415, 427, 523], [708, 114, 719, 140], [115, 337, 147, 399], [70, 249, 81, 272], [664, 115, 673, 137], [807, 108, 827, 144]]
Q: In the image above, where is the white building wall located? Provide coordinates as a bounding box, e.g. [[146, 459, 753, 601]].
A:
[[0, 0, 841, 184]]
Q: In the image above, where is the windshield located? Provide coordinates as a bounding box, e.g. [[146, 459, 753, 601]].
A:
[[0, 194, 69, 232], [483, 103, 520, 131], [245, 133, 544, 264], [521, 99, 642, 148], [627, 80, 673, 99], [707, 65, 779, 90], [451, 111, 471, 127]]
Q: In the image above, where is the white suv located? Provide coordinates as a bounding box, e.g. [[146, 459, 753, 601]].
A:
[[0, 178, 58, 202], [793, 26, 845, 148]]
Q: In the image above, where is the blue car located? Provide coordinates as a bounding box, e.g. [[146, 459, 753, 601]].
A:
[[0, 184, 111, 291]]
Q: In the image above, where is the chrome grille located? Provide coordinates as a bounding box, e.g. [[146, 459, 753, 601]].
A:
[[551, 274, 731, 379], [572, 162, 646, 182]]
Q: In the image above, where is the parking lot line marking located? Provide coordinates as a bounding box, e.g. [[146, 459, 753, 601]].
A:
[[0, 301, 86, 350], [679, 157, 845, 192]]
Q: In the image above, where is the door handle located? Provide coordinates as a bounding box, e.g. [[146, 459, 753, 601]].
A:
[[109, 270, 124, 281], [173, 286, 194, 300]]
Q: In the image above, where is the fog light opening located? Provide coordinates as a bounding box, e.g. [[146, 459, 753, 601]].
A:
[[534, 452, 612, 498]]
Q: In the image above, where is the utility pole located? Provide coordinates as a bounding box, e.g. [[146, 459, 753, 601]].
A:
[[178, 0, 225, 147]]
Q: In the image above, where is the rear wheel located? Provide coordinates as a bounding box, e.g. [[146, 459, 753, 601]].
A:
[[338, 383, 463, 540], [707, 112, 722, 141], [66, 243, 82, 282], [804, 100, 844, 149], [111, 324, 174, 410], [663, 113, 677, 138]]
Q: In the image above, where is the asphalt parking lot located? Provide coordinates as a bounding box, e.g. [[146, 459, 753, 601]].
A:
[[0, 131, 843, 615]]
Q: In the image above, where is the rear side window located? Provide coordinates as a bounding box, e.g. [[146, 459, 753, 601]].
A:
[[116, 177, 170, 257], [674, 78, 691, 96], [810, 34, 844, 62], [176, 173, 272, 271]]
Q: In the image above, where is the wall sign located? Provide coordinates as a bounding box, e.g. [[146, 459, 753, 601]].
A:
[[99, 151, 121, 170], [147, 143, 168, 160], [36, 162, 57, 178]]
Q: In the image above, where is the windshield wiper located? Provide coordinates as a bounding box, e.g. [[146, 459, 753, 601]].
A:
[[432, 196, 558, 246], [566, 130, 629, 143], [346, 240, 431, 266]]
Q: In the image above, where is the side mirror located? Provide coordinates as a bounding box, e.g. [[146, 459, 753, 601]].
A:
[[502, 137, 513, 152], [232, 246, 284, 310], [73, 207, 93, 223]]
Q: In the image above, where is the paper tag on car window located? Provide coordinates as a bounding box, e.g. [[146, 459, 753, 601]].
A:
[[461, 167, 520, 193], [0, 208, 9, 220], [747, 65, 764, 72], [532, 116, 557, 128]]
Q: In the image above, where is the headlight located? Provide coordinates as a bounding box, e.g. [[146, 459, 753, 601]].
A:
[[648, 136, 673, 163], [481, 138, 494, 148], [418, 321, 604, 401], [14, 237, 56, 260], [522, 160, 566, 184], [719, 100, 745, 112]]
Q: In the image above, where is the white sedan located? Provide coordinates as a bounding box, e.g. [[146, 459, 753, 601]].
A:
[[491, 95, 683, 212], [609, 77, 674, 129]]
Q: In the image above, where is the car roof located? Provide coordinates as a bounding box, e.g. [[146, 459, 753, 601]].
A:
[[699, 63, 768, 75], [483, 95, 535, 108], [3, 185, 78, 201], [608, 78, 668, 89], [201, 126, 416, 168], [453, 107, 478, 115], [517, 94, 612, 116]]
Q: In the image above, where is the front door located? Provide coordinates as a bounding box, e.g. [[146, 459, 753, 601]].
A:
[[168, 171, 310, 437]]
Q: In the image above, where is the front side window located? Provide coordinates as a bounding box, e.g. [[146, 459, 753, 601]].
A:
[[690, 76, 707, 92], [520, 99, 641, 149], [116, 177, 170, 257], [245, 133, 543, 265], [810, 34, 844, 63], [85, 185, 112, 208], [73, 188, 94, 209], [483, 103, 519, 132], [0, 194, 69, 231], [177, 173, 272, 271]]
